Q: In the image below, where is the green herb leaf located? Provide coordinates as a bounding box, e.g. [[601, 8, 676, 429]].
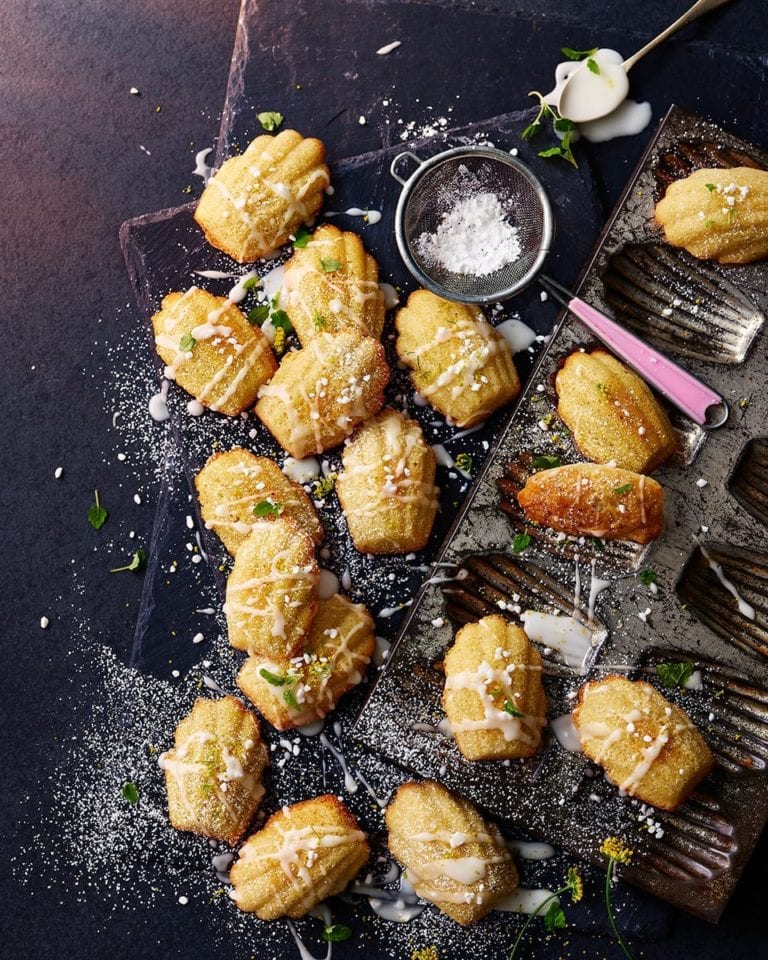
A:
[[322, 924, 353, 943], [242, 276, 261, 291], [596, 382, 608, 393], [586, 57, 600, 75], [179, 332, 197, 352], [705, 183, 717, 192], [656, 661, 696, 689], [252, 500, 284, 518], [293, 227, 312, 248], [544, 901, 567, 932], [455, 452, 473, 473], [513, 532, 531, 554], [592, 537, 605, 551], [270, 309, 293, 333], [283, 687, 300, 710], [521, 120, 542, 140], [121, 781, 140, 804], [503, 700, 524, 718], [257, 111, 284, 132], [319, 257, 341, 273], [312, 311, 328, 330], [531, 454, 562, 470], [247, 304, 270, 326], [639, 569, 657, 586], [703, 218, 717, 228], [258, 667, 290, 686], [88, 489, 108, 530], [110, 548, 147, 574], [614, 483, 633, 496], [560, 46, 598, 61], [553, 117, 576, 133]]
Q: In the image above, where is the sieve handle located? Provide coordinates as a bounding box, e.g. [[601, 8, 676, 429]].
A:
[[566, 294, 728, 428], [390, 151, 423, 186]]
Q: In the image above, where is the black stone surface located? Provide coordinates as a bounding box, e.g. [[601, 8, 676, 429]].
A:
[[2, 1, 766, 958]]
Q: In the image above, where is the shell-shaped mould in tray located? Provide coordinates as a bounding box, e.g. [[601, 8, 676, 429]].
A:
[[728, 437, 768, 527], [601, 243, 764, 365], [676, 542, 768, 659], [652, 138, 764, 197]]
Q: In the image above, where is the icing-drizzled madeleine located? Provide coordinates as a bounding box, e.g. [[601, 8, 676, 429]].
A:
[[282, 224, 385, 344], [573, 676, 714, 810], [556, 349, 677, 473], [230, 795, 370, 919], [160, 696, 268, 845], [194, 130, 330, 262], [517, 463, 664, 544], [255, 331, 389, 459], [152, 288, 277, 415], [225, 517, 319, 659], [385, 780, 519, 925], [442, 615, 547, 761], [395, 290, 520, 428], [655, 166, 768, 264], [195, 448, 323, 556], [237, 594, 375, 730], [336, 409, 440, 554]]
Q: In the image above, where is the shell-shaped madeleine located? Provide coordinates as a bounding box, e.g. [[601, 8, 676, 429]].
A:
[[230, 795, 370, 919], [395, 290, 520, 428], [194, 130, 330, 263], [152, 288, 277, 415], [442, 615, 547, 761], [336, 409, 440, 554], [556, 349, 677, 473], [282, 224, 385, 344], [517, 463, 664, 544], [573, 676, 714, 810], [655, 167, 768, 264], [255, 331, 389, 458], [160, 696, 268, 845], [385, 780, 519, 925], [237, 594, 375, 730], [225, 517, 319, 658], [195, 448, 323, 555]]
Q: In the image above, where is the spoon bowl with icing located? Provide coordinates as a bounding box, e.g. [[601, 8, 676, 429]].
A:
[[554, 0, 734, 123]]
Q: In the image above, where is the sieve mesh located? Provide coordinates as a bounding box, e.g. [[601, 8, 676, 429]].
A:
[[396, 148, 554, 303]]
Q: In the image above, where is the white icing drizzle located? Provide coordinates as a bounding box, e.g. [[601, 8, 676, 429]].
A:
[[507, 840, 556, 861], [317, 569, 340, 600], [521, 610, 593, 672], [550, 714, 582, 753], [283, 456, 321, 484], [325, 208, 382, 224], [587, 560, 612, 623], [148, 379, 170, 422], [319, 733, 358, 793], [495, 317, 537, 353], [352, 867, 425, 922], [698, 542, 756, 619], [495, 888, 559, 915], [431, 444, 472, 479], [193, 147, 213, 183], [379, 282, 400, 309]]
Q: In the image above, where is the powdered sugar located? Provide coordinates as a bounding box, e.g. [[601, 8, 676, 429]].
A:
[[414, 181, 521, 277]]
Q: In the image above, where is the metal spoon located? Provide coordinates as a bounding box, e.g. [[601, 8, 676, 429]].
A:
[[557, 0, 734, 123]]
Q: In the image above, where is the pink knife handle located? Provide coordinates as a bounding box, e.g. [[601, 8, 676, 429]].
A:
[[567, 295, 727, 427]]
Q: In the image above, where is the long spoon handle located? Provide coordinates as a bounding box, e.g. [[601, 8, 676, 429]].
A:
[[539, 276, 728, 429], [622, 0, 734, 72]]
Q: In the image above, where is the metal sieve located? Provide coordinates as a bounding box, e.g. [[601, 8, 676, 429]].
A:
[[391, 145, 554, 303], [389, 145, 728, 429]]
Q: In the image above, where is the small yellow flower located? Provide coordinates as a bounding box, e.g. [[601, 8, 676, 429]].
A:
[[600, 836, 633, 865], [273, 326, 287, 356], [411, 948, 439, 960], [566, 865, 584, 903]]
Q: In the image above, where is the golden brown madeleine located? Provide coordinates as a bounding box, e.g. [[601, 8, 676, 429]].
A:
[[442, 614, 547, 761], [282, 224, 385, 344], [230, 795, 370, 919], [195, 448, 323, 555], [573, 676, 714, 810], [237, 594, 375, 730], [385, 780, 519, 925], [225, 517, 319, 658], [255, 331, 389, 458], [655, 166, 768, 264], [556, 349, 677, 473], [160, 696, 268, 845], [336, 409, 440, 554], [152, 288, 277, 415], [517, 463, 664, 544], [395, 290, 520, 428], [194, 130, 330, 262]]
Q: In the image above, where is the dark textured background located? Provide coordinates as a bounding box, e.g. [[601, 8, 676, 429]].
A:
[[2, 0, 766, 957]]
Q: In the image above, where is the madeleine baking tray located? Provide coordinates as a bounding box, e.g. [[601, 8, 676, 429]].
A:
[[353, 105, 768, 922]]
